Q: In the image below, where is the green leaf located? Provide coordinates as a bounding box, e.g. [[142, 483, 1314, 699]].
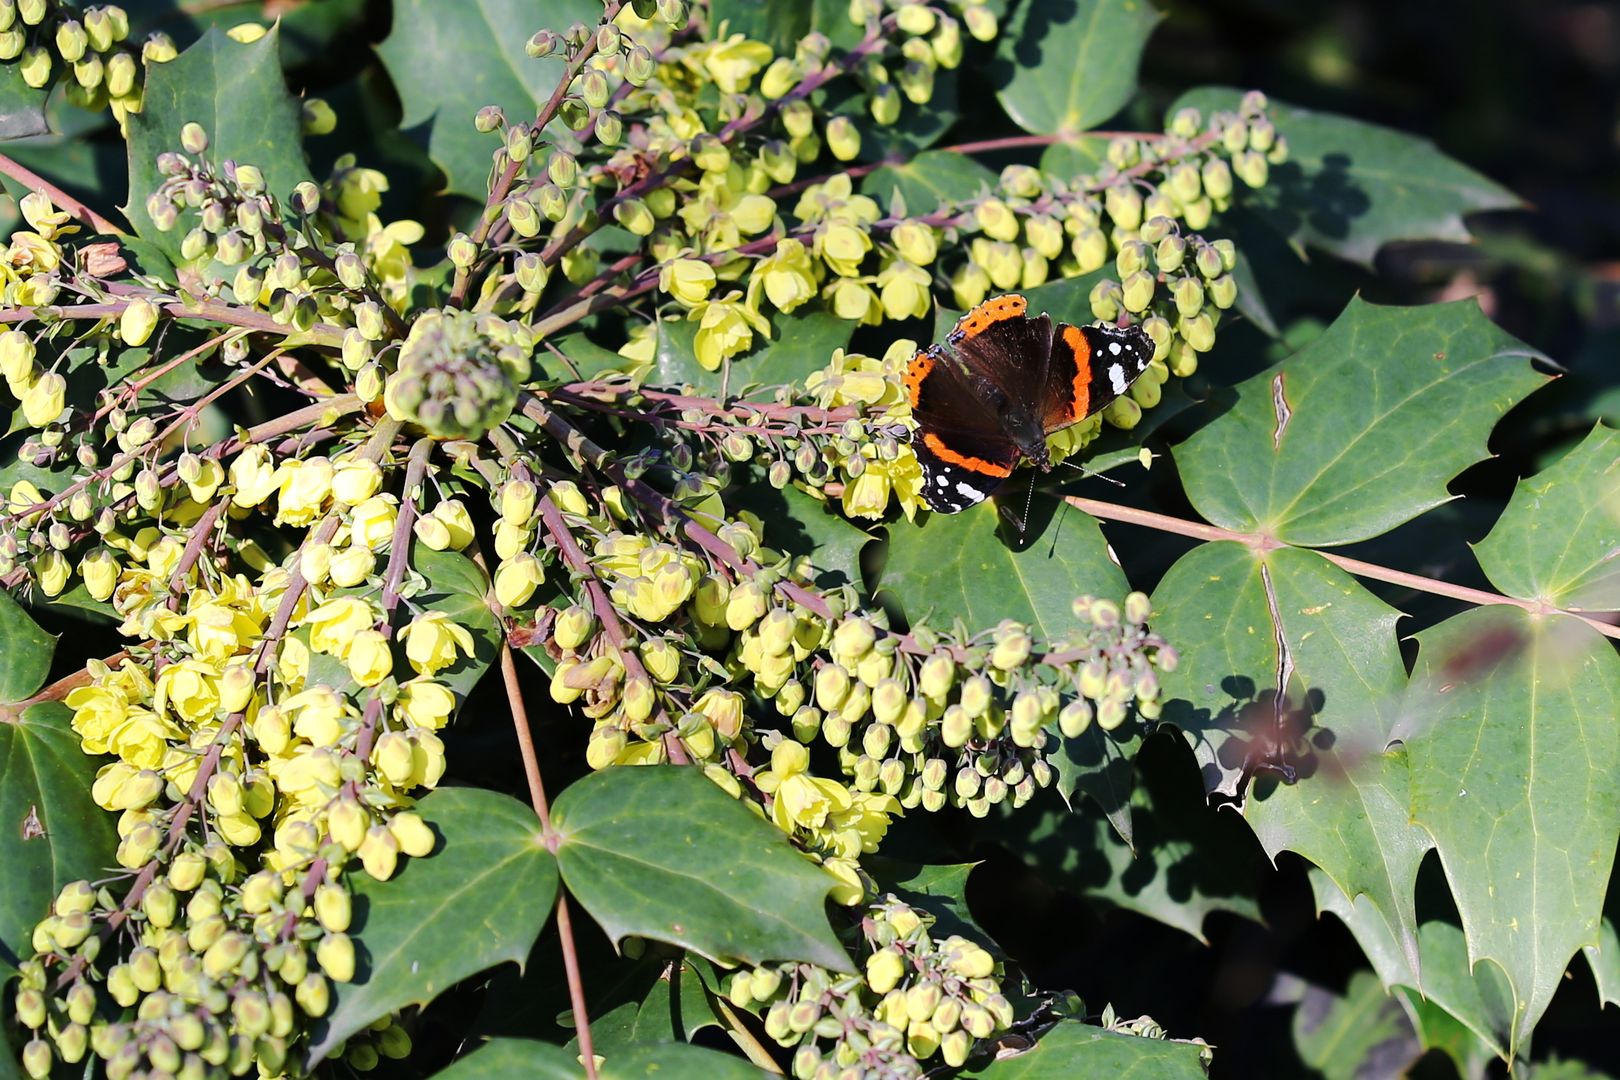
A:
[[1473, 423, 1620, 611], [963, 1021, 1210, 1078], [1404, 606, 1620, 1056], [124, 26, 311, 260], [0, 589, 55, 704], [995, 0, 1162, 137], [708, 0, 812, 52], [878, 501, 1127, 637], [0, 703, 118, 981], [1171, 89, 1522, 267], [730, 480, 872, 592], [307, 788, 559, 1066], [1583, 913, 1620, 1011], [428, 1038, 579, 1080], [865, 859, 992, 947], [0, 62, 50, 142], [653, 307, 855, 395], [377, 0, 601, 200], [1292, 970, 1420, 1080], [1038, 137, 1111, 180], [1312, 870, 1514, 1063], [1049, 719, 1140, 846], [551, 765, 851, 971], [600, 1042, 769, 1080], [862, 149, 996, 215], [1173, 297, 1548, 547], [411, 546, 502, 702]]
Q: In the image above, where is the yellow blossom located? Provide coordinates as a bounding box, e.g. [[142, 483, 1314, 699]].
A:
[[304, 596, 376, 659], [816, 220, 871, 277], [274, 456, 334, 525], [494, 554, 544, 608], [36, 548, 69, 594], [747, 237, 818, 313], [396, 678, 455, 730], [698, 33, 773, 93], [688, 296, 770, 371], [658, 257, 716, 307], [331, 457, 382, 505], [349, 494, 398, 550], [877, 259, 932, 320], [154, 660, 221, 725], [20, 371, 64, 426], [229, 446, 279, 509], [346, 629, 394, 687], [397, 611, 475, 675]]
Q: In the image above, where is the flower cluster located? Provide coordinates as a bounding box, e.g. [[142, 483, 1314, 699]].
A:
[[0, 0, 172, 125], [724, 895, 1014, 1078]]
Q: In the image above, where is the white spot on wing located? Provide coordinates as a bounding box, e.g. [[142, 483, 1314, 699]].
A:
[[1108, 364, 1127, 394], [1109, 341, 1122, 355], [935, 475, 948, 487], [955, 481, 986, 502]]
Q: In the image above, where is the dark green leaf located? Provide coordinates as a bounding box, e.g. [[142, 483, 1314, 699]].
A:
[[548, 332, 642, 381], [708, 0, 811, 52], [1404, 607, 1620, 1056], [1038, 137, 1111, 180], [862, 149, 996, 215], [0, 60, 48, 141], [995, 0, 1161, 137], [0, 703, 118, 981], [1583, 914, 1620, 1011], [551, 765, 851, 971], [879, 501, 1127, 637], [730, 480, 872, 592], [653, 306, 855, 395], [376, 0, 600, 200], [428, 1038, 579, 1080], [1292, 970, 1420, 1080], [865, 859, 991, 947], [123, 0, 370, 68], [1473, 423, 1620, 611], [1049, 719, 1140, 846], [0, 589, 55, 704], [1171, 89, 1522, 267], [124, 27, 310, 259], [599, 1042, 768, 1080], [307, 788, 558, 1066], [963, 1020, 1210, 1078], [412, 546, 502, 703], [1173, 297, 1548, 547]]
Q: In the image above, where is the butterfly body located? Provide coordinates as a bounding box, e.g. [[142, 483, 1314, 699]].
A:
[[905, 294, 1154, 513]]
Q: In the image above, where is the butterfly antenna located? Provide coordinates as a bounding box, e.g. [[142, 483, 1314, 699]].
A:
[[1058, 457, 1125, 487]]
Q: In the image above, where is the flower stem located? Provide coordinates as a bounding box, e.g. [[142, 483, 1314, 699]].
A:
[[0, 151, 125, 236]]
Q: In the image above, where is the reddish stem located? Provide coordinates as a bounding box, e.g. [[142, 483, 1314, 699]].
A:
[[0, 152, 125, 235]]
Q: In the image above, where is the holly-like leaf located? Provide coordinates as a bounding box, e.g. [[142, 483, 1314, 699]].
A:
[[730, 480, 872, 592], [1173, 297, 1548, 547], [410, 546, 502, 702], [1038, 137, 1111, 181], [124, 26, 311, 260], [1171, 89, 1522, 267], [866, 859, 992, 947], [995, 0, 1161, 137], [600, 1042, 771, 1079], [708, 0, 812, 52], [653, 307, 855, 395], [551, 765, 852, 971], [879, 500, 1127, 637], [0, 703, 118, 980], [307, 788, 559, 1066], [1404, 606, 1620, 1057], [1583, 913, 1620, 1011], [0, 589, 55, 705], [862, 149, 995, 214], [962, 1020, 1210, 1078], [0, 61, 50, 142], [1473, 423, 1620, 612], [1292, 970, 1421, 1080], [428, 1038, 579, 1080], [377, 0, 601, 200]]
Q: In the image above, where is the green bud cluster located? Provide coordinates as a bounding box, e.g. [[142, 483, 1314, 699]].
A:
[[0, 0, 166, 121], [382, 308, 534, 439], [723, 895, 1014, 1077]]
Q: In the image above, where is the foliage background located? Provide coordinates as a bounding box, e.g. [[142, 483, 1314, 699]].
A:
[[0, 0, 1616, 1077]]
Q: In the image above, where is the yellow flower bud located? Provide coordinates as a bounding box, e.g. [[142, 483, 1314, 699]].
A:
[[359, 824, 400, 880], [327, 795, 368, 852], [332, 457, 382, 505], [313, 883, 351, 932], [659, 257, 717, 307], [388, 810, 436, 857], [494, 553, 544, 608], [328, 545, 375, 588], [316, 932, 355, 983], [346, 629, 394, 687], [21, 372, 65, 427], [36, 549, 69, 595], [79, 547, 119, 600], [866, 948, 904, 995], [120, 297, 160, 346]]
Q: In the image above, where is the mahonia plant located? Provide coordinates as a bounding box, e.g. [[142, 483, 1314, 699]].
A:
[[0, 0, 1286, 1076]]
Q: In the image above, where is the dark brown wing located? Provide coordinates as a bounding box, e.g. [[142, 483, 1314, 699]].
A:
[[905, 345, 1020, 513], [949, 299, 1056, 410], [1041, 323, 1155, 433]]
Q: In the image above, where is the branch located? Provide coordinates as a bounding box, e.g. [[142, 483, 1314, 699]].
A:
[[1064, 495, 1620, 641], [0, 152, 125, 236]]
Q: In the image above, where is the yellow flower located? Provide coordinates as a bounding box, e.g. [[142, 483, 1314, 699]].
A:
[[841, 467, 891, 521], [755, 740, 853, 833], [397, 611, 476, 675], [748, 237, 818, 313], [185, 598, 261, 661], [428, 499, 474, 549], [36, 548, 69, 595], [229, 446, 279, 509], [688, 296, 770, 371], [346, 629, 394, 687], [823, 855, 866, 906], [154, 660, 221, 725], [699, 33, 773, 94], [349, 494, 398, 550], [80, 548, 120, 601], [328, 545, 375, 588], [275, 456, 334, 525], [304, 596, 376, 659], [494, 554, 544, 608], [332, 457, 382, 505], [20, 371, 64, 426], [877, 260, 932, 320], [816, 221, 871, 277], [658, 257, 716, 307], [285, 688, 350, 748], [825, 276, 880, 324], [891, 220, 939, 266], [396, 678, 455, 730]]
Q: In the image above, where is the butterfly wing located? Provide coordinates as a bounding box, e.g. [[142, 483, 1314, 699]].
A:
[[948, 297, 1056, 411], [1040, 323, 1155, 433], [905, 345, 1020, 513]]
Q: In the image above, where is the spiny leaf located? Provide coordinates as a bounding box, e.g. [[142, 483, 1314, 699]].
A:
[[866, 859, 992, 947], [995, 0, 1161, 137], [862, 149, 996, 214], [1404, 606, 1620, 1057], [0, 589, 55, 705], [653, 307, 855, 395], [551, 765, 852, 971], [376, 0, 600, 200], [124, 26, 310, 260], [0, 60, 49, 142], [1173, 297, 1548, 547], [962, 1020, 1210, 1078], [1291, 970, 1421, 1080], [1473, 423, 1620, 612], [879, 500, 1127, 639], [427, 1038, 578, 1079], [1171, 89, 1522, 267], [307, 788, 558, 1066], [0, 703, 118, 981]]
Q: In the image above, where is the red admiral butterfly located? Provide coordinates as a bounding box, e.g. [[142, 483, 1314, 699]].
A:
[[905, 295, 1154, 514]]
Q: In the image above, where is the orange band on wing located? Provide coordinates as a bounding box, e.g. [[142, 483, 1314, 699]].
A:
[[921, 432, 1013, 477], [904, 350, 935, 409], [953, 294, 1027, 340], [1062, 324, 1091, 422]]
